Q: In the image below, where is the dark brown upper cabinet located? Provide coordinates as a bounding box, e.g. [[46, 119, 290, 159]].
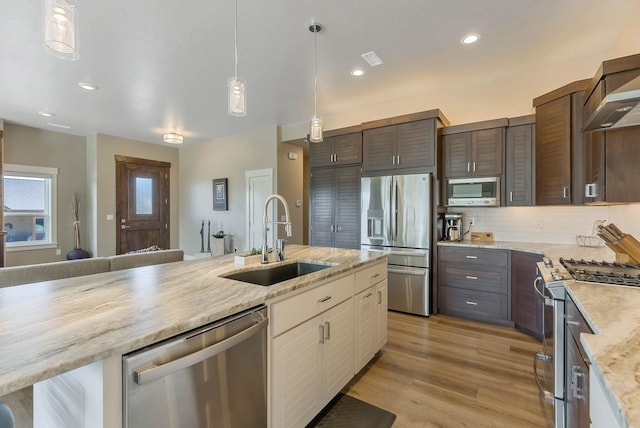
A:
[[533, 80, 589, 205], [361, 110, 448, 173], [505, 115, 535, 206], [582, 54, 640, 203], [442, 119, 507, 178], [309, 127, 362, 168]]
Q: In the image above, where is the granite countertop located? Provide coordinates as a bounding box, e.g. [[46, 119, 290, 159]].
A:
[[0, 245, 386, 396], [566, 281, 640, 428], [437, 239, 614, 261]]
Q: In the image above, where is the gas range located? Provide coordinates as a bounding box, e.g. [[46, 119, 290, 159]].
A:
[[559, 257, 640, 287]]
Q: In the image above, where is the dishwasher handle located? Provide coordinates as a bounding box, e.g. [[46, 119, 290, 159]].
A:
[[134, 316, 268, 385]]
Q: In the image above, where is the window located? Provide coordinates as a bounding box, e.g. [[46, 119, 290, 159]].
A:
[[3, 164, 58, 249]]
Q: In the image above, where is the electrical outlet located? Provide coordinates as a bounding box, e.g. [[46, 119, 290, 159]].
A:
[[536, 219, 544, 229], [55, 249, 61, 255], [468, 217, 475, 226]]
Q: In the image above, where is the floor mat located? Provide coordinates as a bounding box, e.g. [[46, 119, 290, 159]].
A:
[[306, 393, 396, 428]]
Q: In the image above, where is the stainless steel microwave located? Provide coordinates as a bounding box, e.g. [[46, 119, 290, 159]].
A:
[[446, 176, 500, 206]]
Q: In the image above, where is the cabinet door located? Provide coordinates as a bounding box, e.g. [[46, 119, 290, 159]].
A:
[[363, 126, 396, 171], [511, 251, 543, 339], [566, 333, 590, 428], [376, 280, 388, 351], [395, 119, 435, 168], [605, 127, 640, 202], [472, 128, 504, 175], [333, 165, 361, 249], [272, 314, 324, 428], [333, 132, 363, 166], [309, 137, 336, 168], [322, 298, 355, 402], [584, 131, 605, 203], [310, 168, 335, 247], [536, 96, 572, 205], [443, 133, 472, 177], [355, 287, 377, 373], [505, 124, 534, 206]]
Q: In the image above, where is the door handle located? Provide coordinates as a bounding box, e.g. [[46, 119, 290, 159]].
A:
[[121, 225, 131, 229], [319, 324, 325, 344], [533, 352, 554, 404], [134, 317, 267, 385], [324, 321, 331, 341]]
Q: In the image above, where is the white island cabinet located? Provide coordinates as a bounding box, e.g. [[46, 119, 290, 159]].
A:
[[269, 259, 388, 428], [355, 261, 388, 373]]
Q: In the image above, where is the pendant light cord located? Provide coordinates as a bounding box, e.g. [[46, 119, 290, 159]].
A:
[[313, 24, 318, 118], [234, 0, 238, 78]]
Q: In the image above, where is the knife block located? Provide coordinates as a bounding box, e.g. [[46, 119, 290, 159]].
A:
[[605, 234, 640, 265]]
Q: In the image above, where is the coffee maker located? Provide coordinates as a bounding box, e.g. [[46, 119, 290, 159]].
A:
[[444, 213, 464, 241]]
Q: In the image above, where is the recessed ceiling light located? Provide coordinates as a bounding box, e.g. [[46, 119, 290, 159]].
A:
[[38, 111, 55, 117], [78, 82, 98, 91], [461, 33, 480, 45], [361, 51, 383, 67], [351, 68, 364, 77], [47, 122, 71, 129]]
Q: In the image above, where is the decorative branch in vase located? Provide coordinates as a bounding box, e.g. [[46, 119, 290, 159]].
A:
[[67, 193, 90, 260]]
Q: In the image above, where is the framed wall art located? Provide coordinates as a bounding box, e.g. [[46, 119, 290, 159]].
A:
[[213, 178, 228, 211]]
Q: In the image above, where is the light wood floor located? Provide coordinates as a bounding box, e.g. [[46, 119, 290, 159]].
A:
[[344, 311, 555, 428]]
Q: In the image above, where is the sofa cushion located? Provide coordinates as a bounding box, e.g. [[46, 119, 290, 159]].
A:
[[107, 249, 184, 271], [0, 258, 110, 287]]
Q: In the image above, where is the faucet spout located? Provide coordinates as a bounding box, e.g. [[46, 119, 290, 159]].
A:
[[261, 194, 292, 264]]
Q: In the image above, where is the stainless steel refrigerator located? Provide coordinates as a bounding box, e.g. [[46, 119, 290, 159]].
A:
[[361, 173, 431, 316]]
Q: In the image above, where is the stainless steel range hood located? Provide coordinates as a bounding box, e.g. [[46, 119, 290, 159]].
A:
[[583, 74, 640, 132]]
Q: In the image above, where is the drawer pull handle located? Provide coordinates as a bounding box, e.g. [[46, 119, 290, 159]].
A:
[[465, 255, 478, 259], [318, 296, 332, 303], [370, 273, 380, 279], [364, 292, 374, 299], [465, 275, 478, 280], [465, 301, 479, 306], [566, 320, 580, 327]]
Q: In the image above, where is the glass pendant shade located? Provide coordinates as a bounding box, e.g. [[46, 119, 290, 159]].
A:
[[44, 0, 79, 60], [228, 76, 247, 117], [309, 115, 323, 143]]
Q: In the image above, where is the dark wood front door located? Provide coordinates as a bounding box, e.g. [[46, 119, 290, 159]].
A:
[[115, 155, 170, 254]]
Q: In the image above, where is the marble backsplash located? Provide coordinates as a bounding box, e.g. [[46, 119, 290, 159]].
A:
[[448, 204, 640, 245]]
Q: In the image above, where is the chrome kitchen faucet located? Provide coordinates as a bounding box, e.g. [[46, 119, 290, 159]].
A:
[[262, 194, 292, 263]]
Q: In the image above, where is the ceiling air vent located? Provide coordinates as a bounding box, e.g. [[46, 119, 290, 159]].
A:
[[361, 51, 383, 67]]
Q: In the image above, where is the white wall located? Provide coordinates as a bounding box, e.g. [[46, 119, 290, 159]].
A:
[[178, 126, 278, 256], [277, 140, 304, 244]]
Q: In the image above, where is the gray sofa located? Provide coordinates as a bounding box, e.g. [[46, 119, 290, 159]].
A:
[[0, 249, 184, 288]]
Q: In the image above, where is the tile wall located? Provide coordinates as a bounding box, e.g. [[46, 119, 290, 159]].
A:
[[449, 204, 640, 245]]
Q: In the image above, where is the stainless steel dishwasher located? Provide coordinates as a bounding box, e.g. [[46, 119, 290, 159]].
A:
[[123, 305, 267, 428]]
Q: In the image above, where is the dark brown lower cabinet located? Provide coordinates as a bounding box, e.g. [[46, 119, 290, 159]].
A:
[[511, 251, 543, 340], [437, 246, 511, 326], [565, 294, 592, 428]]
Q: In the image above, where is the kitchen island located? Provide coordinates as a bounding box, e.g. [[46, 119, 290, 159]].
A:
[[0, 245, 385, 399]]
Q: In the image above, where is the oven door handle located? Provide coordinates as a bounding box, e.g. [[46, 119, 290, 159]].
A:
[[533, 352, 555, 404], [134, 317, 268, 385], [388, 267, 426, 276]]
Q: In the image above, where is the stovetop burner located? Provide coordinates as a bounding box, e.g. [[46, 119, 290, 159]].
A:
[[560, 257, 640, 287]]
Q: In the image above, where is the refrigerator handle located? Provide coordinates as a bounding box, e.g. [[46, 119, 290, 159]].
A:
[[391, 178, 398, 242]]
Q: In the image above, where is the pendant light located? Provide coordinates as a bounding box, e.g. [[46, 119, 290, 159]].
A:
[[44, 0, 79, 60], [228, 0, 246, 116], [309, 23, 323, 143]]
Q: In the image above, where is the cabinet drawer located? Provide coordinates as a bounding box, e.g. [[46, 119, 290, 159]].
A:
[[566, 294, 593, 339], [439, 264, 508, 294], [271, 275, 355, 337], [439, 286, 508, 321], [355, 262, 387, 294], [439, 247, 508, 267]]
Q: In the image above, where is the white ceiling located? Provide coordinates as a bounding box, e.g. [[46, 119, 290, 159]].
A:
[[1, 0, 639, 145]]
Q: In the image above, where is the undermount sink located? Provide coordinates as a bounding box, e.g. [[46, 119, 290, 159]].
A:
[[222, 261, 335, 286]]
